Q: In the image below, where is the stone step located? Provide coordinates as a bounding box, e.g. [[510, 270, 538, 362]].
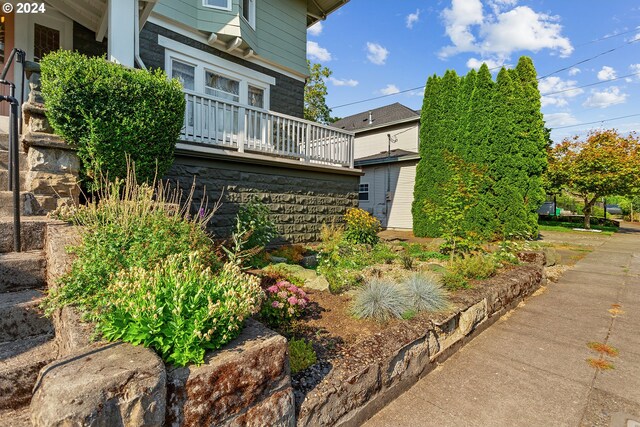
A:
[[0, 192, 44, 217], [0, 133, 8, 151], [0, 250, 46, 292], [0, 335, 57, 411], [0, 169, 28, 192], [0, 405, 31, 427], [0, 150, 28, 172], [0, 290, 52, 342], [0, 217, 47, 253]]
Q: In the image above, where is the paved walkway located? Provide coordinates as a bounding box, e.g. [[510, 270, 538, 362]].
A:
[[364, 223, 640, 427]]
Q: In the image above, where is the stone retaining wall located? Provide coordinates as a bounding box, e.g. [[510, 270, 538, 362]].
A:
[[165, 153, 359, 243], [296, 254, 546, 427]]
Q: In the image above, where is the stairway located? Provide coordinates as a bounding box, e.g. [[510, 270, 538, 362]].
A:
[[0, 217, 57, 426]]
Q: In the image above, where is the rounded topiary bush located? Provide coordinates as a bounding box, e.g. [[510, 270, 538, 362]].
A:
[[40, 50, 185, 189]]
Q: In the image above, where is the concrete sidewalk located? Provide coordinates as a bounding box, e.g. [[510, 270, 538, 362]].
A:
[[364, 224, 640, 427]]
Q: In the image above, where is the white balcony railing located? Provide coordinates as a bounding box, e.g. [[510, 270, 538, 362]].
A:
[[180, 90, 355, 168]]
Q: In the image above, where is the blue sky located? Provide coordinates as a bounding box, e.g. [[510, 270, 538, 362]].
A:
[[307, 0, 640, 142]]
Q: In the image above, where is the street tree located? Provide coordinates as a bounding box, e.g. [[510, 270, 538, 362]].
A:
[[304, 60, 332, 123], [547, 129, 640, 228]]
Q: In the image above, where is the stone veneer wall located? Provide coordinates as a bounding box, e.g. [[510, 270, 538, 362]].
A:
[[139, 22, 305, 119], [165, 152, 360, 243]]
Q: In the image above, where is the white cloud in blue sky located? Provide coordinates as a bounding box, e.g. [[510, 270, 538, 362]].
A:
[[366, 43, 389, 65], [307, 41, 332, 62], [568, 67, 581, 76], [406, 9, 420, 29], [439, 0, 573, 60], [583, 86, 628, 108], [597, 66, 617, 81], [308, 22, 323, 37], [330, 77, 359, 87], [379, 84, 400, 95], [538, 76, 583, 107]]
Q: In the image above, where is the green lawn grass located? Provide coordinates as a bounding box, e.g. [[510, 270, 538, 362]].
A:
[[538, 221, 617, 235]]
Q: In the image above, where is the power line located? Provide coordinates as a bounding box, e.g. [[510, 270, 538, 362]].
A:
[[537, 38, 639, 80], [541, 71, 640, 96], [330, 33, 640, 110], [549, 113, 640, 130], [574, 27, 640, 47]]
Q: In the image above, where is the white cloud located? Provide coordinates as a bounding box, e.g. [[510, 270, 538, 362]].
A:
[[583, 86, 628, 108], [466, 57, 503, 70], [597, 66, 616, 81], [630, 63, 640, 73], [366, 42, 389, 65], [329, 77, 359, 87], [380, 84, 400, 95], [538, 76, 583, 107], [544, 112, 578, 127], [439, 2, 573, 59], [406, 9, 420, 29], [568, 67, 581, 76], [307, 22, 323, 36], [307, 41, 332, 62]]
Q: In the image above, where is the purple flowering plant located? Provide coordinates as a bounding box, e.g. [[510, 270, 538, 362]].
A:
[[261, 280, 308, 328]]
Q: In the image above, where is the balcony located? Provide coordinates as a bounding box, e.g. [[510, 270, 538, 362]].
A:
[[180, 90, 355, 168]]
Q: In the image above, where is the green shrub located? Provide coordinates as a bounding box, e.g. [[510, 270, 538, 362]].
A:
[[402, 243, 448, 261], [261, 280, 308, 329], [400, 252, 415, 270], [450, 253, 498, 280], [343, 207, 381, 245], [371, 242, 398, 264], [402, 273, 449, 312], [40, 50, 185, 189], [350, 278, 408, 322], [45, 171, 219, 313], [97, 255, 263, 366], [289, 338, 317, 373], [440, 271, 469, 290], [236, 198, 277, 250]]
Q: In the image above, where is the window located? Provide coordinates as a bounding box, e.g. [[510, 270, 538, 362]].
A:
[[242, 0, 256, 28], [205, 71, 240, 102], [359, 183, 369, 201], [203, 0, 231, 10], [171, 60, 195, 90], [248, 85, 264, 108]]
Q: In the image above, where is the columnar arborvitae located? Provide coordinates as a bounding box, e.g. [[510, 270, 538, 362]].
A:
[[413, 56, 546, 240]]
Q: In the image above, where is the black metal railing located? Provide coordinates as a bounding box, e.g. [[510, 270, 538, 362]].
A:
[[0, 48, 26, 252]]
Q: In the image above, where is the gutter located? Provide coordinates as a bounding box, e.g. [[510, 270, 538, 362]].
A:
[[354, 153, 420, 167]]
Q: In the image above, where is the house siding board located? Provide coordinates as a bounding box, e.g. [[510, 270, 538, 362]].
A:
[[153, 0, 307, 76], [139, 22, 304, 118], [354, 123, 419, 160], [165, 155, 359, 243], [72, 22, 107, 58]]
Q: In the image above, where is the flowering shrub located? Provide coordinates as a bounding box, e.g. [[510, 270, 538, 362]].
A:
[[343, 207, 381, 245], [96, 253, 264, 366], [261, 280, 308, 328]]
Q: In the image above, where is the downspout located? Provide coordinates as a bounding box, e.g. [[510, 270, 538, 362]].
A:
[[134, 2, 147, 70]]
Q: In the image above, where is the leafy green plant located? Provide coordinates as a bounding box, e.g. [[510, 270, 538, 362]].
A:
[[45, 168, 219, 313], [371, 242, 398, 264], [236, 198, 277, 249], [400, 252, 415, 270], [350, 278, 408, 322], [289, 338, 317, 373], [450, 253, 499, 280], [440, 271, 469, 291], [401, 243, 449, 261], [97, 254, 263, 366], [260, 280, 308, 329], [343, 207, 381, 245], [40, 50, 184, 190], [402, 273, 449, 312]]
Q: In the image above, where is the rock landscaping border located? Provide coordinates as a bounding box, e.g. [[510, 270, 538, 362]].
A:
[[42, 222, 545, 427], [296, 253, 545, 427]]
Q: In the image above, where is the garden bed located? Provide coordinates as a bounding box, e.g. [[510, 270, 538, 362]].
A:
[[289, 255, 544, 426]]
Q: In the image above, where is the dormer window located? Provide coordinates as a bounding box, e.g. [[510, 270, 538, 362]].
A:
[[203, 0, 231, 11], [242, 0, 256, 28]]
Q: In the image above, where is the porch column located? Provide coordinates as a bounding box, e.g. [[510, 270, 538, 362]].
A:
[[107, 0, 135, 67]]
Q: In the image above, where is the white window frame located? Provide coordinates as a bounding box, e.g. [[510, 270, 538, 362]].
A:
[[160, 36, 274, 110], [359, 183, 370, 202], [241, 0, 256, 29], [202, 0, 231, 11]]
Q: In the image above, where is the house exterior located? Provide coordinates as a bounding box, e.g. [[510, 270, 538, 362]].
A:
[[1, 0, 359, 242], [333, 103, 420, 230]]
